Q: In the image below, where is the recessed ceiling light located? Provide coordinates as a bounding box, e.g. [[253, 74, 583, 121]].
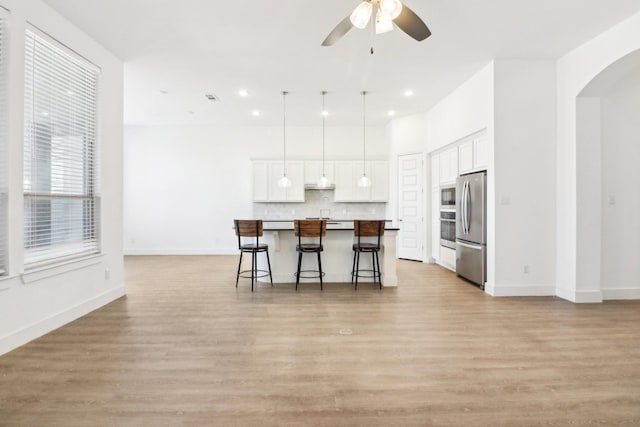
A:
[[252, 110, 261, 117], [404, 90, 414, 97], [322, 110, 329, 117], [159, 90, 169, 95], [239, 89, 249, 97], [388, 110, 396, 116]]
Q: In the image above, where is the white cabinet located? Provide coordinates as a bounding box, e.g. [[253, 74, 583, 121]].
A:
[[304, 161, 334, 185], [431, 188, 440, 261], [252, 161, 269, 202], [458, 141, 474, 174], [439, 147, 458, 184], [253, 161, 304, 202], [334, 160, 388, 202], [473, 135, 489, 170], [439, 246, 456, 271], [458, 134, 489, 174]]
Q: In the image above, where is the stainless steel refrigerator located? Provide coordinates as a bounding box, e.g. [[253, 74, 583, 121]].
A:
[[456, 171, 487, 288]]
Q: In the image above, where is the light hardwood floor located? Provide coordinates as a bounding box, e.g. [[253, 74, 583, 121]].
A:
[[1, 256, 640, 426]]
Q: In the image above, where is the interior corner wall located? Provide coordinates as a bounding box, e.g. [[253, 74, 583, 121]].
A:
[[491, 60, 557, 296], [0, 0, 124, 355], [556, 10, 640, 302], [123, 125, 387, 255]]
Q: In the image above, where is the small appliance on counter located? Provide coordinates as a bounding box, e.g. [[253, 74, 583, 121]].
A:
[[456, 171, 487, 289]]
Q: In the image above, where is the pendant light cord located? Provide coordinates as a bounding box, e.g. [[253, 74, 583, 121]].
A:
[[322, 91, 326, 176], [362, 91, 367, 176], [282, 91, 287, 176]]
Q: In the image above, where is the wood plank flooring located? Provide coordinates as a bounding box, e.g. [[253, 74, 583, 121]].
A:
[[1, 256, 640, 426]]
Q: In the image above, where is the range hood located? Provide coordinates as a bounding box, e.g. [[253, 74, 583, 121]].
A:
[[304, 184, 335, 190]]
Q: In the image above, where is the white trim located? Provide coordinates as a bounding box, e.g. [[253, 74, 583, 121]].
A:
[[556, 286, 603, 303], [21, 253, 104, 284], [485, 283, 555, 297], [601, 288, 640, 300], [124, 248, 238, 256], [0, 284, 125, 356]]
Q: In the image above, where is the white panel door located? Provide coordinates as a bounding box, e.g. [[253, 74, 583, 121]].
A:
[[397, 153, 424, 261]]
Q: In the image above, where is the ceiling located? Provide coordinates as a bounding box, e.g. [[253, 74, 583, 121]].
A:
[[43, 0, 640, 127]]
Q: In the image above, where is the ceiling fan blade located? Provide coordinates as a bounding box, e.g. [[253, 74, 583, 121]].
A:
[[393, 4, 432, 42], [321, 15, 354, 46]]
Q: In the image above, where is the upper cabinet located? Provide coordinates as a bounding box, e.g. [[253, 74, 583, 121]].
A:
[[304, 161, 334, 185], [253, 160, 387, 203], [458, 133, 489, 175], [431, 153, 440, 189], [334, 160, 388, 202], [439, 146, 458, 184], [253, 160, 305, 202]]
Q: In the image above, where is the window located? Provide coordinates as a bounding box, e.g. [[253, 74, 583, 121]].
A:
[[23, 28, 100, 268], [0, 15, 7, 275]]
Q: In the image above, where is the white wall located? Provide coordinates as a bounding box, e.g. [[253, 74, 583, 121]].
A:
[[0, 0, 124, 355], [490, 60, 557, 296], [556, 11, 640, 302], [124, 125, 387, 255], [600, 80, 640, 298], [426, 63, 494, 153]]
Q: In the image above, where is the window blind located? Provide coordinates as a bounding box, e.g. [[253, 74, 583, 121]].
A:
[[0, 16, 7, 275], [23, 29, 100, 268]]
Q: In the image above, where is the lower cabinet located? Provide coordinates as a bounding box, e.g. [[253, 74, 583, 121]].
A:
[[439, 246, 456, 271]]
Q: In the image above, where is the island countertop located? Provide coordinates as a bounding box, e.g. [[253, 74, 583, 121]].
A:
[[261, 219, 399, 231]]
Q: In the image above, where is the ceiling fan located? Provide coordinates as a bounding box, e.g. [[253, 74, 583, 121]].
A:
[[321, 0, 431, 48]]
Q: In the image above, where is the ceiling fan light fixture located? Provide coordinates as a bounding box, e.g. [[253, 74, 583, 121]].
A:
[[350, 1, 373, 29], [380, 0, 403, 20], [375, 9, 394, 34]]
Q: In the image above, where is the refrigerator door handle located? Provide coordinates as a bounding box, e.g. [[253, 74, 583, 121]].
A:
[[463, 181, 469, 234], [460, 181, 466, 235], [457, 240, 483, 250], [464, 181, 471, 234]]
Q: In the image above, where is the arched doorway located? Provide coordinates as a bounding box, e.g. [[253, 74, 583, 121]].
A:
[[575, 49, 640, 300]]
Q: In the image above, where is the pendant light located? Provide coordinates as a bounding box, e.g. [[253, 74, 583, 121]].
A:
[[278, 91, 292, 188], [317, 91, 331, 188], [358, 91, 372, 188]]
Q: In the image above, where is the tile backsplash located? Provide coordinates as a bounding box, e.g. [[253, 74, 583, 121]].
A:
[[253, 190, 387, 220]]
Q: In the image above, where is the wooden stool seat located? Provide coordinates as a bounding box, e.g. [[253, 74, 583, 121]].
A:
[[234, 220, 273, 292], [294, 220, 327, 291], [352, 220, 385, 290]]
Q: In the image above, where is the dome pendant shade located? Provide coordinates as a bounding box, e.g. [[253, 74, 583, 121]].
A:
[[350, 1, 373, 29], [278, 175, 292, 188], [317, 175, 331, 188], [358, 174, 372, 188]]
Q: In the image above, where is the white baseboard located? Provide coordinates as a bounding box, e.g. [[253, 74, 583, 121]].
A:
[[124, 248, 237, 256], [484, 283, 555, 297], [601, 288, 640, 300], [435, 260, 456, 272], [556, 286, 603, 303], [0, 284, 126, 356]]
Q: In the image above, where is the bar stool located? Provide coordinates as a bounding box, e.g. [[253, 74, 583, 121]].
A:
[[352, 220, 385, 290], [234, 219, 273, 292], [294, 219, 327, 291]]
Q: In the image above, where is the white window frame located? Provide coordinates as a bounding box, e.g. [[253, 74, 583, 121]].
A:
[[23, 26, 101, 269]]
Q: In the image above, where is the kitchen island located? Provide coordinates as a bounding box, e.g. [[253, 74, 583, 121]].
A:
[[255, 220, 399, 287]]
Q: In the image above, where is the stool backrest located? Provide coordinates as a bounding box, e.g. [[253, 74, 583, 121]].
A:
[[354, 220, 385, 249], [294, 219, 327, 247], [234, 219, 263, 249]]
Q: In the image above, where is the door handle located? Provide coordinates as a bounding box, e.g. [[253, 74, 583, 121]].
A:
[[466, 180, 471, 234]]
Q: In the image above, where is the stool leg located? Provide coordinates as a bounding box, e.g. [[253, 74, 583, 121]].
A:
[[296, 252, 302, 291], [266, 250, 273, 286], [251, 251, 255, 292], [372, 252, 376, 286], [236, 251, 243, 288], [351, 250, 357, 283], [375, 250, 382, 289], [317, 251, 323, 291], [355, 250, 360, 290]]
